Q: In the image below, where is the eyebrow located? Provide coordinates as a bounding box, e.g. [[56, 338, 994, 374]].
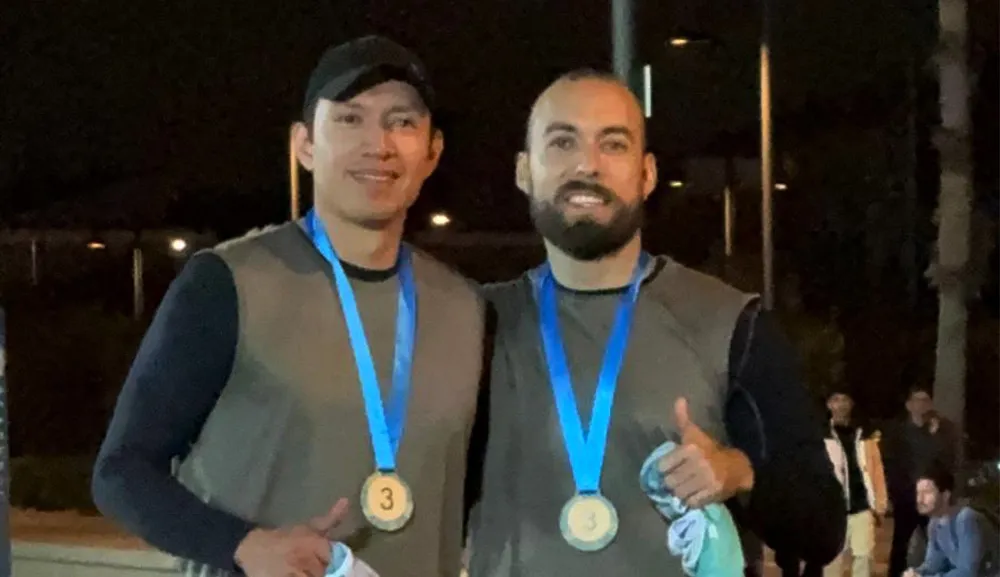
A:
[[385, 104, 426, 116], [542, 122, 635, 142], [332, 102, 427, 115], [543, 122, 579, 137]]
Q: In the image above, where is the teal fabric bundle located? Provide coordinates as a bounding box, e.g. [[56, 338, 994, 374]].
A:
[[639, 441, 746, 577]]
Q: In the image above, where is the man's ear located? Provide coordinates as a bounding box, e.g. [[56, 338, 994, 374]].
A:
[[418, 128, 444, 181], [641, 151, 658, 200], [515, 151, 531, 195], [429, 128, 444, 163], [291, 122, 315, 172]]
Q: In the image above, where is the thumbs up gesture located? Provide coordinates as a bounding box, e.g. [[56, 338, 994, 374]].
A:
[[307, 497, 350, 538], [658, 398, 755, 509]]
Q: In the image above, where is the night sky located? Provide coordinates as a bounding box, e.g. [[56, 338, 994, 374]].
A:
[[2, 0, 997, 231]]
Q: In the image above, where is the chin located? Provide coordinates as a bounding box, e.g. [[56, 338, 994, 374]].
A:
[[353, 208, 406, 230]]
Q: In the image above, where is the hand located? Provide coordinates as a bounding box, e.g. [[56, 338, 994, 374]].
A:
[[235, 499, 349, 577], [903, 568, 919, 577], [929, 417, 940, 434], [306, 498, 351, 540], [658, 398, 754, 509]]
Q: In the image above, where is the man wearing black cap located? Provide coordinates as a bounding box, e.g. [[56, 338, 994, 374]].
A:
[[93, 36, 488, 577]]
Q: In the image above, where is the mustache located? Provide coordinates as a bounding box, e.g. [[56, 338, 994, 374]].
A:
[[555, 180, 615, 204]]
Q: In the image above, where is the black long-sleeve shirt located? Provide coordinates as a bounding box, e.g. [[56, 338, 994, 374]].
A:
[[92, 254, 254, 572], [725, 306, 846, 564]]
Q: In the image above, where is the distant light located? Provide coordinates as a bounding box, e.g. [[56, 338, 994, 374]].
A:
[[430, 213, 451, 227], [775, 183, 788, 191], [668, 180, 684, 189], [668, 37, 690, 47], [87, 241, 106, 250], [169, 238, 188, 253], [642, 65, 653, 118]]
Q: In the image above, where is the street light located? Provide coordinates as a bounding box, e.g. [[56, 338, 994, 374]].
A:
[[668, 180, 685, 189], [775, 182, 788, 191], [430, 212, 451, 227], [169, 238, 188, 253], [86, 241, 106, 250]]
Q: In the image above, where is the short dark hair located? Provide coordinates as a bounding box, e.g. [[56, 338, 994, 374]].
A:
[[918, 460, 955, 494], [908, 385, 933, 400], [524, 67, 646, 151]]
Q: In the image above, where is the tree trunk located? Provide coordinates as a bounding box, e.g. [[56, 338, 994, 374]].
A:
[[929, 0, 972, 465]]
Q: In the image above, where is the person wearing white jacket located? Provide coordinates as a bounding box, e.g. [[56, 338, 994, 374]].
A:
[[822, 389, 889, 577]]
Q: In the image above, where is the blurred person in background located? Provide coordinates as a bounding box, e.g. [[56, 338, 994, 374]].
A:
[[820, 389, 888, 577], [904, 462, 998, 577], [884, 387, 960, 577]]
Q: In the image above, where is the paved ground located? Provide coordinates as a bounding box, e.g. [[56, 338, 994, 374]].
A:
[[14, 508, 900, 575], [762, 518, 894, 577]]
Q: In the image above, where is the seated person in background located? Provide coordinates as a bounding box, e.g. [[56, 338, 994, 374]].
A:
[[904, 462, 998, 577]]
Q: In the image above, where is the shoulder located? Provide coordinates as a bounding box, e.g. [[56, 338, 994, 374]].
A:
[[409, 246, 484, 312], [644, 257, 757, 332], [479, 274, 535, 314], [860, 424, 883, 441], [161, 252, 238, 313], [955, 506, 986, 528], [207, 221, 304, 266]]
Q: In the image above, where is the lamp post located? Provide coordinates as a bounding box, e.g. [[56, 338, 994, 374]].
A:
[[289, 125, 301, 221], [759, 0, 775, 309], [666, 18, 776, 309], [611, 0, 636, 87]]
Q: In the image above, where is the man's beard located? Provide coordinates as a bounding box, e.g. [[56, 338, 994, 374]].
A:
[[529, 180, 644, 261]]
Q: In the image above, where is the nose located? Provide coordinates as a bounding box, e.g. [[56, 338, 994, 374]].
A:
[[573, 143, 601, 179], [363, 127, 395, 160]]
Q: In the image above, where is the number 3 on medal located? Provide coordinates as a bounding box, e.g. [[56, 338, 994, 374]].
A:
[[362, 472, 414, 532]]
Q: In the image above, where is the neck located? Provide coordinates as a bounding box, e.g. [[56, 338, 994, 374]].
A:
[[315, 207, 404, 271], [833, 416, 851, 427], [911, 414, 926, 427], [544, 234, 644, 291]]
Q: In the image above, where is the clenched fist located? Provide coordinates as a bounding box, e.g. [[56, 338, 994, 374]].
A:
[[658, 398, 754, 509]]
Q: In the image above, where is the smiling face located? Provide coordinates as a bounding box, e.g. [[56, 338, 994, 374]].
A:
[[293, 80, 443, 229], [517, 74, 657, 261]]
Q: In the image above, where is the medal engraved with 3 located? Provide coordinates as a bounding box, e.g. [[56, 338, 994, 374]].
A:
[[308, 210, 417, 532], [533, 253, 650, 551]]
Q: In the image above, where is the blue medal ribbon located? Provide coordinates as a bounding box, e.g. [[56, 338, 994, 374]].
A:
[[306, 210, 416, 472], [532, 253, 650, 494]]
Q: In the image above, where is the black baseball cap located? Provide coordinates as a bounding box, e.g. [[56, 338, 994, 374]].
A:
[[302, 35, 436, 122]]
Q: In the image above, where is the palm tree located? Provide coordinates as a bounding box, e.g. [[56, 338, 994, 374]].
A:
[[928, 0, 973, 464]]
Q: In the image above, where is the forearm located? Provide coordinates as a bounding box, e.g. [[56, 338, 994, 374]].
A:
[[743, 449, 845, 563], [93, 448, 256, 570]]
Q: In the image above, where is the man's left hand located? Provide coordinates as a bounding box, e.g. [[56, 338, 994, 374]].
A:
[[659, 398, 755, 509]]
